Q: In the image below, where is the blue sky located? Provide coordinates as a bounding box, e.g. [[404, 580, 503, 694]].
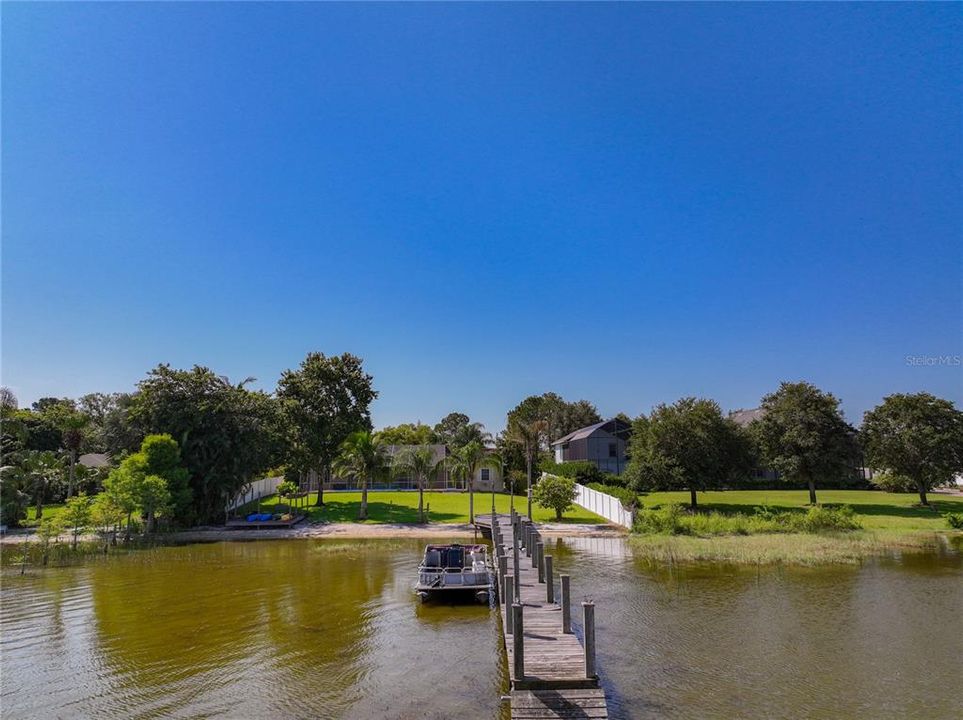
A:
[[3, 2, 960, 432]]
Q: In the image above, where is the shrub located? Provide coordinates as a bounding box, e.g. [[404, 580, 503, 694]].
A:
[[533, 474, 578, 520], [276, 480, 298, 498], [871, 470, 915, 493], [946, 513, 963, 530], [541, 460, 605, 485], [633, 504, 861, 536], [586, 482, 638, 509]]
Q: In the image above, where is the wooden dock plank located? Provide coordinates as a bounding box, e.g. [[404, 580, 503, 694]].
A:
[[482, 513, 609, 720]]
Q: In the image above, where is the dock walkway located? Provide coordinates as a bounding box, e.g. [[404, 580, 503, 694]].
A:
[[478, 512, 609, 720]]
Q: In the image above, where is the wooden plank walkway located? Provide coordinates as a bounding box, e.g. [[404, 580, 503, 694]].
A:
[[478, 512, 609, 720]]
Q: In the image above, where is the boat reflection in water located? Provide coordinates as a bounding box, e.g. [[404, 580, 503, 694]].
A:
[[415, 543, 493, 604]]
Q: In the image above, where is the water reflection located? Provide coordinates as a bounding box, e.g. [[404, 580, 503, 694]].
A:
[[3, 536, 960, 720]]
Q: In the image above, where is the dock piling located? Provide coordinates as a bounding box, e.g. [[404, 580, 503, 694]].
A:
[[583, 601, 596, 679], [536, 542, 545, 583], [561, 575, 571, 633], [512, 603, 525, 679], [545, 556, 554, 602], [505, 575, 515, 634]]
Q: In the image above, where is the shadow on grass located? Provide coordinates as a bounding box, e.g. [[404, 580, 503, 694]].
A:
[[304, 500, 464, 524]]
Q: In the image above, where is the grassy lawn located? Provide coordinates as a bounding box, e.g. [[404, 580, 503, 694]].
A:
[[22, 503, 66, 527], [639, 489, 963, 532], [235, 490, 606, 525]]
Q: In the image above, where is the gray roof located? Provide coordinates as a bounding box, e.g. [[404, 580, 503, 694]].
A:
[[78, 453, 111, 468], [728, 408, 766, 427], [551, 418, 631, 446]]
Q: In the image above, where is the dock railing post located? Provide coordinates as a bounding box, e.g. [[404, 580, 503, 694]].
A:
[[531, 532, 538, 568], [498, 555, 508, 592], [545, 555, 554, 602], [582, 601, 596, 679], [512, 603, 525, 680], [505, 575, 515, 634], [536, 542, 545, 583], [512, 535, 521, 602]]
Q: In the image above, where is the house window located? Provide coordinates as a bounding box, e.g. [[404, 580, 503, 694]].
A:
[[608, 443, 617, 458], [481, 468, 491, 484]]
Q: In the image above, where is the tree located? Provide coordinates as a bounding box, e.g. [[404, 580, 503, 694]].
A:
[[333, 431, 389, 520], [277, 353, 377, 507], [132, 364, 283, 523], [139, 434, 192, 523], [433, 413, 490, 449], [91, 494, 126, 549], [0, 386, 17, 410], [533, 474, 578, 520], [506, 393, 602, 453], [861, 393, 963, 506], [103, 463, 140, 541], [375, 423, 439, 446], [503, 417, 548, 519], [445, 440, 500, 524], [61, 492, 93, 550], [625, 398, 753, 509], [139, 475, 171, 533], [79, 392, 143, 456], [15, 450, 64, 521], [48, 408, 90, 498], [392, 445, 442, 522], [753, 382, 855, 505]]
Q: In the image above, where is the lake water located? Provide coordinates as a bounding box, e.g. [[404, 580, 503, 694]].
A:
[[2, 536, 961, 719]]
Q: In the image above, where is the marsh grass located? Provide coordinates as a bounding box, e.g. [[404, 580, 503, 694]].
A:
[[629, 531, 947, 566], [635, 503, 861, 536]]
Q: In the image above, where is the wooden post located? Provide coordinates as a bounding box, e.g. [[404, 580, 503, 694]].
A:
[[561, 575, 571, 633], [499, 555, 508, 592], [583, 601, 596, 678], [536, 542, 545, 583], [505, 575, 515, 634], [512, 535, 521, 603], [545, 555, 554, 603], [512, 603, 525, 679], [531, 532, 538, 568]]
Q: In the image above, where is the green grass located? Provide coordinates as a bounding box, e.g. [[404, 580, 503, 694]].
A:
[[235, 490, 606, 525], [629, 489, 963, 565], [21, 503, 66, 527], [639, 490, 963, 532]]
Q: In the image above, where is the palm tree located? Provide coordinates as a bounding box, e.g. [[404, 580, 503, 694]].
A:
[[393, 445, 442, 523], [57, 411, 89, 498], [446, 440, 501, 524], [504, 417, 548, 519], [451, 421, 492, 450], [16, 451, 64, 521], [333, 431, 389, 520]]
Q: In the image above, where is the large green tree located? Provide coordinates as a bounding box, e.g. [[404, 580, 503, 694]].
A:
[[753, 382, 855, 505], [375, 422, 439, 446], [277, 352, 377, 507], [861, 393, 963, 506], [333, 431, 390, 520], [433, 412, 490, 449], [131, 364, 283, 523], [626, 398, 753, 509]]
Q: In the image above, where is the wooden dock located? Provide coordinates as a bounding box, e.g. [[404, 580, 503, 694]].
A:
[[478, 511, 609, 720]]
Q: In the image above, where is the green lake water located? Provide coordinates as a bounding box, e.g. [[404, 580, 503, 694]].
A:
[[2, 536, 961, 719]]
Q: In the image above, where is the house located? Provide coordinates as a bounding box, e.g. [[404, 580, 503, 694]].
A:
[[315, 444, 503, 492], [551, 418, 631, 475]]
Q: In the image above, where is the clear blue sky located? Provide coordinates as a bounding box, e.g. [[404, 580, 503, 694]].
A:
[[3, 2, 961, 432]]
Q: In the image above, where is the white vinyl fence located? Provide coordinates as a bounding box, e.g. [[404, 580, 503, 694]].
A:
[[570, 478, 636, 529], [226, 476, 283, 511]]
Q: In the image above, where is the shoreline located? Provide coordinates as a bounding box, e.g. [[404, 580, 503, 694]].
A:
[[0, 519, 626, 546]]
